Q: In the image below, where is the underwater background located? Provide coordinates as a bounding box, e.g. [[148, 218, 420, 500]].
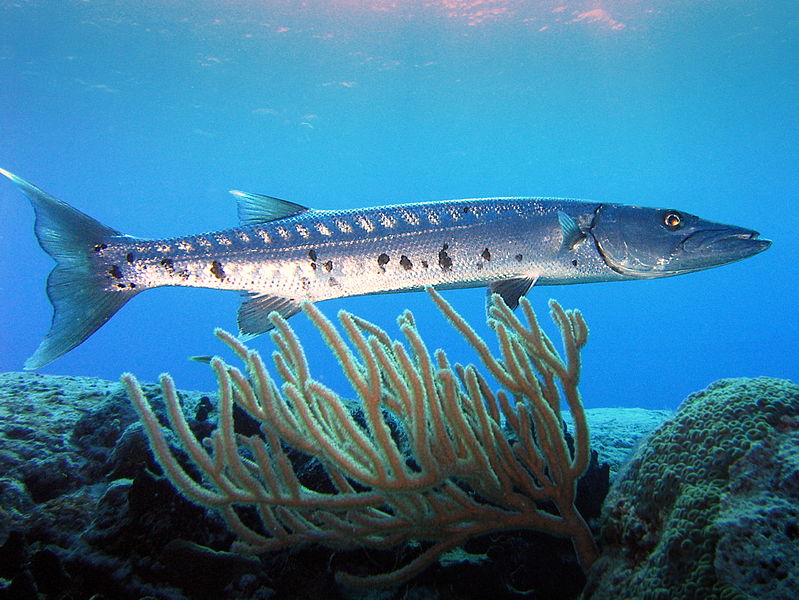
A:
[[1, 0, 797, 410]]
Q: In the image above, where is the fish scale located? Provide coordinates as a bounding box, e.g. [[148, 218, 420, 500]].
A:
[[0, 168, 771, 368]]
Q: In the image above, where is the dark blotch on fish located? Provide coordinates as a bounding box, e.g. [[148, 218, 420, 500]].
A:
[[476, 262, 483, 270], [108, 265, 122, 280], [572, 259, 578, 267], [308, 249, 318, 262], [481, 248, 491, 261], [400, 255, 413, 270], [421, 260, 429, 269], [125, 252, 134, 263], [210, 260, 225, 280], [377, 253, 390, 273], [324, 260, 333, 272], [328, 277, 339, 286], [439, 244, 453, 271], [93, 243, 107, 253], [515, 254, 523, 262], [462, 206, 470, 213], [161, 258, 174, 272]]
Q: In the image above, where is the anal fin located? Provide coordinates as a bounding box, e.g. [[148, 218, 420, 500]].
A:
[[237, 293, 302, 339]]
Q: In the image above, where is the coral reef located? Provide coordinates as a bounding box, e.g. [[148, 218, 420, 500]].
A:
[[0, 368, 655, 599], [562, 408, 669, 479], [0, 297, 673, 599], [125, 289, 599, 586], [2, 293, 713, 599], [582, 377, 799, 600]]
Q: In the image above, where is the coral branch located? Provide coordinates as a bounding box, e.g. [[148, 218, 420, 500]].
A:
[[124, 288, 598, 586]]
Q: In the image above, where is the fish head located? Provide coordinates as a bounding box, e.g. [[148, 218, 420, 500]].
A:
[[589, 204, 771, 278]]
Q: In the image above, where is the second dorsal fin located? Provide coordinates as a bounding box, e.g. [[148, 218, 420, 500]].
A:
[[229, 190, 309, 226]]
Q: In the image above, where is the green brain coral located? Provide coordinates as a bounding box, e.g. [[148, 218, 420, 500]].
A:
[[582, 377, 799, 600]]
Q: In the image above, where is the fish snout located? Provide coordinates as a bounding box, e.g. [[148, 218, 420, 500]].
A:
[[681, 227, 772, 260]]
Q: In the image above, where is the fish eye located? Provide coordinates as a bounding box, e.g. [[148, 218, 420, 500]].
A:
[[663, 211, 683, 230]]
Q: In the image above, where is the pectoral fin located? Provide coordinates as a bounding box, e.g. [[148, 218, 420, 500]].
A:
[[558, 210, 586, 251]]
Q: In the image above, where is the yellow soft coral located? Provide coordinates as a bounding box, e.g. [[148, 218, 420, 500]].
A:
[[123, 288, 597, 587]]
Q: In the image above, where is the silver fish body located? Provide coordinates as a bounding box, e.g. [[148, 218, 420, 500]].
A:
[[103, 198, 611, 299], [1, 168, 771, 368]]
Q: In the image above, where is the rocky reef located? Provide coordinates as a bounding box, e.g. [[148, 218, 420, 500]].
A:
[[10, 373, 797, 599], [0, 371, 664, 600], [583, 377, 799, 600]]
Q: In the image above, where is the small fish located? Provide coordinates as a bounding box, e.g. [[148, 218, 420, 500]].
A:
[[1, 168, 770, 369]]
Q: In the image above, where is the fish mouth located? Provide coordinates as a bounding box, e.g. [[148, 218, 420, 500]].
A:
[[680, 227, 772, 261]]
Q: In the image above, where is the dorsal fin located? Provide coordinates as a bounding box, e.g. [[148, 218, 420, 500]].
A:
[[229, 190, 309, 226]]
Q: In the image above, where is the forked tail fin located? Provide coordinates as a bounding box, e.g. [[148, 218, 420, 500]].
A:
[[1, 168, 138, 369]]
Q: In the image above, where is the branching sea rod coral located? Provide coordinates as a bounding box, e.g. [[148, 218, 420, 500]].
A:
[[122, 288, 598, 587]]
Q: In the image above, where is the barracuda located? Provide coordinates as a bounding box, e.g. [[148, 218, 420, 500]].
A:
[[1, 168, 771, 369]]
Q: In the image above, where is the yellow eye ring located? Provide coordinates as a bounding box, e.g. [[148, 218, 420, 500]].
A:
[[664, 212, 682, 228]]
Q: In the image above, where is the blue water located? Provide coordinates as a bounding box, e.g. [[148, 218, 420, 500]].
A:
[[1, 1, 796, 410]]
